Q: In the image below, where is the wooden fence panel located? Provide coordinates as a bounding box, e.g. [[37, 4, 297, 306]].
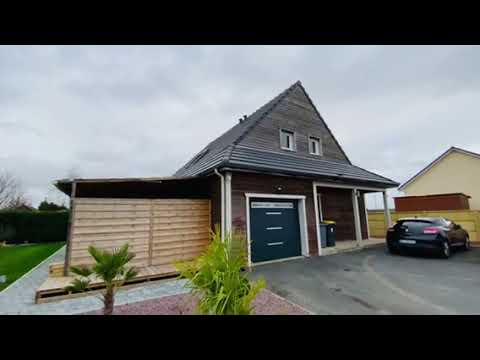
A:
[[368, 209, 480, 241], [68, 198, 211, 273]]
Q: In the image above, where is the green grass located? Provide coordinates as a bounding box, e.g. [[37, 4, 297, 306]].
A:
[[0, 242, 64, 291]]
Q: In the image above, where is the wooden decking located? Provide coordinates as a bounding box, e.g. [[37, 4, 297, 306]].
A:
[[35, 264, 179, 304]]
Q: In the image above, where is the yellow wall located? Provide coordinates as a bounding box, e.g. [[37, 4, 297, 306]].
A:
[[368, 210, 480, 242], [402, 151, 480, 209]]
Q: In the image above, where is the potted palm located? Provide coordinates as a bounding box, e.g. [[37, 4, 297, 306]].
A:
[[65, 243, 137, 315]]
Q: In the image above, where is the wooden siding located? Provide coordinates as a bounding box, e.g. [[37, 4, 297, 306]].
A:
[[68, 198, 210, 273], [238, 85, 349, 163], [394, 193, 471, 211], [208, 175, 222, 231], [231, 172, 318, 255], [318, 187, 369, 241]]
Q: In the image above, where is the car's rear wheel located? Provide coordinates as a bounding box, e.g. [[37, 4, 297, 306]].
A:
[[440, 241, 451, 259], [463, 236, 471, 251]]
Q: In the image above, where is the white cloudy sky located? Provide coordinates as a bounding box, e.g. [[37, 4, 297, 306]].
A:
[[1, 45, 479, 208]]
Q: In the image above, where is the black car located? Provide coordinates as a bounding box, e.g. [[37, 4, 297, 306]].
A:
[[386, 217, 470, 258]]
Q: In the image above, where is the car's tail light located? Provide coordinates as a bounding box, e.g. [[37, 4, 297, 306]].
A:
[[423, 226, 440, 234]]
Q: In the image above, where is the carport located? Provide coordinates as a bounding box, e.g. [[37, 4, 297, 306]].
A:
[[33, 175, 221, 302], [312, 181, 393, 255]]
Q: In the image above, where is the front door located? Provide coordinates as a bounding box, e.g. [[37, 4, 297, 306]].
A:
[[250, 198, 302, 263]]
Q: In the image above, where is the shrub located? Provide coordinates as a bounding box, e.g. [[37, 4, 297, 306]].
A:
[[0, 210, 68, 244], [176, 227, 266, 315]]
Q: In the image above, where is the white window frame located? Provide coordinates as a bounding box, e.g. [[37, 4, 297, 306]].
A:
[[280, 129, 296, 152], [309, 135, 322, 156]]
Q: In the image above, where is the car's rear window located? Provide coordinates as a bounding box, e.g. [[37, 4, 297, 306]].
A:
[[397, 220, 434, 234]]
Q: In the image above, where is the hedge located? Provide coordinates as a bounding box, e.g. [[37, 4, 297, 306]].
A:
[[0, 210, 69, 244]]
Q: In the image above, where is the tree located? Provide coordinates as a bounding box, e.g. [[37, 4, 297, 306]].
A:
[[65, 244, 138, 315], [0, 171, 30, 210], [38, 200, 67, 211]]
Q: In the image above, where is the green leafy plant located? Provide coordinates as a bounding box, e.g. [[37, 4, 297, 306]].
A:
[[65, 244, 138, 315], [176, 227, 266, 315]]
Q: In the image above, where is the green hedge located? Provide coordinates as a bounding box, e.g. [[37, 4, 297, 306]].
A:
[[0, 210, 69, 244]]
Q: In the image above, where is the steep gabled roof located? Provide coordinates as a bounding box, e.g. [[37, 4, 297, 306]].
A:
[[399, 146, 480, 191], [174, 81, 302, 177], [174, 81, 398, 188]]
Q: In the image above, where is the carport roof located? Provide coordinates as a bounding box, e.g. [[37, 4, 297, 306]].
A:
[[54, 175, 199, 196]]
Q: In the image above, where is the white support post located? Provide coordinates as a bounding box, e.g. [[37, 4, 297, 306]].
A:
[[352, 188, 362, 246], [383, 190, 392, 228], [225, 172, 232, 237], [363, 192, 371, 240], [312, 183, 322, 256]]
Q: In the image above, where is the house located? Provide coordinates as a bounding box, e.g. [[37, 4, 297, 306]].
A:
[[399, 146, 480, 210], [55, 81, 398, 274]]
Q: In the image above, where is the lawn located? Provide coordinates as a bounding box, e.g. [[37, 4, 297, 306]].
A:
[[0, 242, 64, 291]]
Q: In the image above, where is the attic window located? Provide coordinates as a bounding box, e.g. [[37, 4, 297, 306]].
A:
[[309, 136, 322, 156], [280, 129, 295, 151], [190, 148, 209, 165]]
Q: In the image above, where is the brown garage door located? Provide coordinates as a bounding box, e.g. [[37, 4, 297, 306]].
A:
[[68, 198, 211, 273]]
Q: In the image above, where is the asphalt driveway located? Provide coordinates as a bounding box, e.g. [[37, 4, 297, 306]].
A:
[[251, 245, 480, 315]]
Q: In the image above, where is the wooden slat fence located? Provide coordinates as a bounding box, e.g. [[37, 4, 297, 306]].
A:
[[67, 198, 211, 274], [368, 209, 480, 241]]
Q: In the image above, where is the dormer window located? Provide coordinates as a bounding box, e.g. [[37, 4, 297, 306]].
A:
[[280, 129, 295, 151], [309, 136, 322, 156]]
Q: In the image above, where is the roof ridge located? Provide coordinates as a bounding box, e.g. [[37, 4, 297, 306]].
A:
[[174, 81, 302, 176], [295, 82, 352, 165], [399, 145, 480, 190], [231, 81, 301, 147]]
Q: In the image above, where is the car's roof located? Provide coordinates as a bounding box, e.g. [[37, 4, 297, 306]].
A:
[[397, 217, 445, 222]]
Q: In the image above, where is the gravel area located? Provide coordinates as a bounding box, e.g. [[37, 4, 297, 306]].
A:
[[84, 289, 310, 315]]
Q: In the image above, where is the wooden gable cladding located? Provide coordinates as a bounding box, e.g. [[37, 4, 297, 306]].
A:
[[68, 198, 211, 273], [238, 85, 349, 163]]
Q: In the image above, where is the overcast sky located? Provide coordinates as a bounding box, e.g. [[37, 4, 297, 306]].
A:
[[1, 45, 479, 208]]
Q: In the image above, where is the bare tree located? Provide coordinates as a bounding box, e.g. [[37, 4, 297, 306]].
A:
[[0, 171, 30, 209]]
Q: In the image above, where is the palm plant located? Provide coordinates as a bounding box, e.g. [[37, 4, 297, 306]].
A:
[[65, 243, 137, 315], [176, 227, 266, 315]]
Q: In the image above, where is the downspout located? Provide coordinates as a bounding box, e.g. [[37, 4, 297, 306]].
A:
[[225, 172, 232, 237], [214, 168, 225, 242]]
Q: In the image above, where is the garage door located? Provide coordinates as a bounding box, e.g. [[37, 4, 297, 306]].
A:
[[250, 198, 302, 263]]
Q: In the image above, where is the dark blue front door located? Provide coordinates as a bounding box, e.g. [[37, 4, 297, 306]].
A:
[[250, 198, 302, 263]]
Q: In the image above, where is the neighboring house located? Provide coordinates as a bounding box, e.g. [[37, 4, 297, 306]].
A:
[[55, 81, 398, 269], [399, 146, 480, 210]]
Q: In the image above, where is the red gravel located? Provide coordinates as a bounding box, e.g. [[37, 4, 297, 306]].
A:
[[85, 289, 310, 315]]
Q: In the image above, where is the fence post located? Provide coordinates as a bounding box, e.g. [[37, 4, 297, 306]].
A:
[[63, 181, 76, 276], [475, 211, 480, 243]]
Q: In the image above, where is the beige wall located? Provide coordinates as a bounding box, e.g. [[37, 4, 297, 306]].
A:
[[403, 151, 480, 210]]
